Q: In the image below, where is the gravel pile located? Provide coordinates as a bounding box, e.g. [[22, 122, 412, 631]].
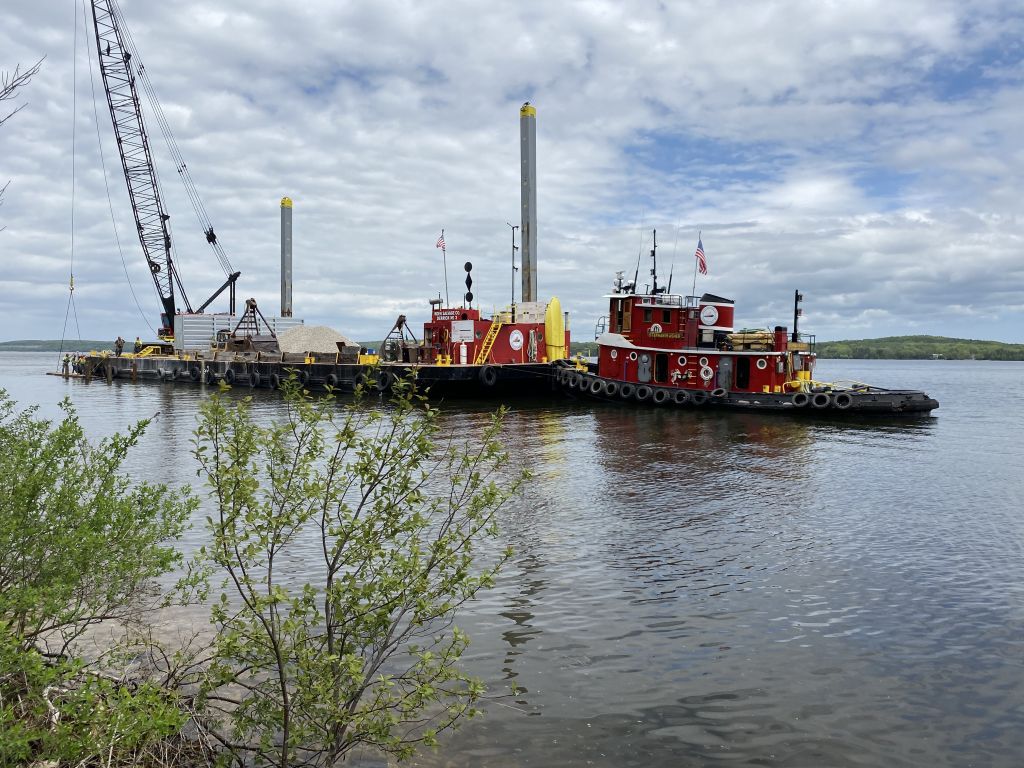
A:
[[278, 325, 357, 354]]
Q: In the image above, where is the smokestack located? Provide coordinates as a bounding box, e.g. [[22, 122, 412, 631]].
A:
[[519, 102, 538, 303], [280, 196, 293, 317]]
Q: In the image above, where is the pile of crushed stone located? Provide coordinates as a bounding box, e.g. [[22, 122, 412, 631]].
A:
[[277, 325, 357, 354]]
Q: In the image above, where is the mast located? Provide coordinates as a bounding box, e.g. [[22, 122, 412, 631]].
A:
[[90, 0, 187, 335]]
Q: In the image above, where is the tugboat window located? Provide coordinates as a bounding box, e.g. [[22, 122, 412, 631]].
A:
[[662, 309, 672, 324], [643, 309, 653, 323]]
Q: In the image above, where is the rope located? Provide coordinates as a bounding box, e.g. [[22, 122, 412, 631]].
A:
[[58, 0, 83, 370], [83, 0, 155, 336]]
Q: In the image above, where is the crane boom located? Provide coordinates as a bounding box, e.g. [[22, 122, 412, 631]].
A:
[[90, 0, 189, 335]]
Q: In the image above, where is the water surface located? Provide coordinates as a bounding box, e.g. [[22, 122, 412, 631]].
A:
[[3, 354, 1022, 767]]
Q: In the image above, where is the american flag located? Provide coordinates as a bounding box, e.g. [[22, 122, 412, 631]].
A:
[[695, 237, 707, 275], [436, 232, 446, 250]]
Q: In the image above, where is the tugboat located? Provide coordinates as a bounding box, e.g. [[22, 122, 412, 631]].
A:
[[557, 233, 939, 415]]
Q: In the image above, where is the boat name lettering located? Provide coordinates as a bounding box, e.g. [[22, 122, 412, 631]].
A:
[[434, 309, 465, 320]]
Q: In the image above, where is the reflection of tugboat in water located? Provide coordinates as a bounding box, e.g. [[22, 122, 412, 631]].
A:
[[557, 233, 939, 415]]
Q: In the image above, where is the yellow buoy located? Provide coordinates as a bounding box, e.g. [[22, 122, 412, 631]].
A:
[[545, 297, 566, 361]]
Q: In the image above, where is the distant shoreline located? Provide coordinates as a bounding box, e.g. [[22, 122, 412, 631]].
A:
[[3, 335, 1023, 360], [0, 340, 112, 353]]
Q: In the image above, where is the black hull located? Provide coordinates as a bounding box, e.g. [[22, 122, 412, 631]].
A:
[[74, 355, 559, 398], [554, 366, 939, 415]]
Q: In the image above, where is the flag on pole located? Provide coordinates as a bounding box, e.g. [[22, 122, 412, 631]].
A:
[[436, 232, 446, 251], [695, 237, 707, 275]]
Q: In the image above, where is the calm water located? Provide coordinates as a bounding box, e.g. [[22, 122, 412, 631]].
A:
[[3, 353, 1023, 767]]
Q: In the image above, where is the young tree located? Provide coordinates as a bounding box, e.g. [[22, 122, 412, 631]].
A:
[[0, 389, 197, 765], [192, 380, 518, 767]]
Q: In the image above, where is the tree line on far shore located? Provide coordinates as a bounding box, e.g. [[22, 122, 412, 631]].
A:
[[814, 335, 1024, 360]]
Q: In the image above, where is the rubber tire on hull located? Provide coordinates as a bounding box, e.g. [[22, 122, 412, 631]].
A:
[[590, 378, 605, 396], [812, 392, 832, 409], [326, 373, 339, 388], [691, 390, 708, 405], [634, 385, 652, 402], [619, 383, 635, 399], [480, 366, 498, 387], [834, 392, 853, 410], [652, 388, 670, 405], [189, 367, 200, 382], [224, 368, 236, 385], [791, 392, 810, 407], [604, 381, 619, 397], [377, 370, 392, 392], [249, 371, 261, 388], [711, 387, 727, 400], [270, 373, 282, 389], [567, 372, 579, 389], [354, 372, 369, 390], [673, 389, 690, 405]]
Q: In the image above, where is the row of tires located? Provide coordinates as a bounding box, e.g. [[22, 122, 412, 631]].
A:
[[790, 391, 854, 410], [556, 368, 858, 410], [557, 368, 715, 406]]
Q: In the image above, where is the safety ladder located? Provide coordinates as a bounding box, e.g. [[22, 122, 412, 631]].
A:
[[474, 320, 503, 364]]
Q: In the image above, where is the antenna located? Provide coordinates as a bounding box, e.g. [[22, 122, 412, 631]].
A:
[[507, 221, 519, 308], [632, 225, 644, 293], [650, 229, 658, 295]]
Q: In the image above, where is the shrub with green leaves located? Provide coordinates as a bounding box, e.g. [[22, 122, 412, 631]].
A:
[[0, 389, 196, 765], [192, 379, 518, 767]]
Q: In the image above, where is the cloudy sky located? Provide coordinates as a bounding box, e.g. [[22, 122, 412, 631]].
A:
[[2, 0, 1023, 343]]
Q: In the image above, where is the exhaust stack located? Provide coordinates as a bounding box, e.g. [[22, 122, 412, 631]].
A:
[[519, 102, 538, 303], [280, 196, 293, 317]]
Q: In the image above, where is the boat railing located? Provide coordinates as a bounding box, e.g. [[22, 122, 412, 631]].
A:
[[792, 333, 816, 353], [633, 294, 692, 308]]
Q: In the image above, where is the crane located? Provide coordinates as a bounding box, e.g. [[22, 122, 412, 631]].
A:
[[89, 0, 240, 338]]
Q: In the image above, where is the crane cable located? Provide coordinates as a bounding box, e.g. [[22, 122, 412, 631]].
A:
[[58, 0, 84, 371], [82, 0, 155, 337], [111, 0, 234, 279]]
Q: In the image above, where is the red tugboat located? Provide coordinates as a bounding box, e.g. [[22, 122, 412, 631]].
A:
[[557, 234, 939, 414]]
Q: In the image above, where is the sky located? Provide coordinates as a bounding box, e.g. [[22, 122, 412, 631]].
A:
[[2, 0, 1023, 343]]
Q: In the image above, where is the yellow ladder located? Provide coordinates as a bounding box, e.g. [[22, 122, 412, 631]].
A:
[[474, 320, 503, 364]]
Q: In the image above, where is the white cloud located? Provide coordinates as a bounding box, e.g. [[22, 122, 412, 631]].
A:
[[2, 0, 1024, 344]]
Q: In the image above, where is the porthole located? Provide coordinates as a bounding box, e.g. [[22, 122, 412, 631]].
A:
[[610, 349, 618, 360], [699, 356, 709, 367], [677, 355, 687, 367], [756, 358, 768, 370], [628, 351, 638, 361]]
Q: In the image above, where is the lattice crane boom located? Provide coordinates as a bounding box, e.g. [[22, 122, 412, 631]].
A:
[[90, 0, 192, 335]]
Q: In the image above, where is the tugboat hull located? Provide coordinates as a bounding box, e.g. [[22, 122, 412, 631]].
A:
[[556, 367, 939, 415]]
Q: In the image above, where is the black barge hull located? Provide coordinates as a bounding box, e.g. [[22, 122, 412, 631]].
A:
[[76, 354, 559, 398]]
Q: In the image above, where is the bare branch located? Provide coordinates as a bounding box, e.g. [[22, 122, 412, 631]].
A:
[[0, 57, 45, 128]]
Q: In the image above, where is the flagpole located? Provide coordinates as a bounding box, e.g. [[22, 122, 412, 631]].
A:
[[691, 230, 701, 299]]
